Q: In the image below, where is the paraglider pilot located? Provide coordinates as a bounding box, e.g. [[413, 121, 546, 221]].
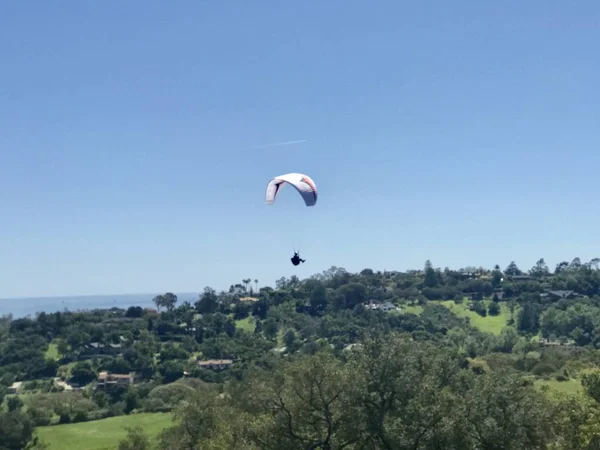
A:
[[291, 252, 305, 266]]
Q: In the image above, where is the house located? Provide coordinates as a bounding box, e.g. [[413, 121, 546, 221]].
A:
[[343, 343, 362, 352], [365, 301, 399, 312], [197, 359, 234, 370], [538, 337, 575, 347], [238, 297, 259, 303], [379, 302, 399, 312], [88, 342, 122, 351], [365, 302, 379, 310], [7, 381, 23, 395], [540, 290, 580, 301], [80, 342, 122, 359], [178, 322, 197, 332], [96, 371, 135, 389], [509, 275, 532, 281], [53, 378, 74, 391], [271, 346, 287, 354]]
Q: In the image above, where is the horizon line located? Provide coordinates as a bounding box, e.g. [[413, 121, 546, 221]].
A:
[[0, 291, 201, 302]]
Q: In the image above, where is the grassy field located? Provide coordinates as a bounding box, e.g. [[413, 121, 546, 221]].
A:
[[45, 342, 59, 360], [236, 315, 256, 333], [437, 300, 515, 335], [399, 304, 424, 315], [534, 377, 584, 398], [57, 360, 85, 380], [36, 412, 173, 450], [398, 299, 516, 336]]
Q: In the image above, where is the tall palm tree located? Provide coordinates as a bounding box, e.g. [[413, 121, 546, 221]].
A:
[[254, 279, 258, 294], [242, 279, 251, 294]]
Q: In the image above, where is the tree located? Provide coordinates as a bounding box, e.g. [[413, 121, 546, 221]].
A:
[[275, 277, 288, 290], [233, 302, 252, 321], [309, 283, 328, 315], [124, 390, 140, 415], [262, 318, 278, 340], [518, 302, 540, 334], [489, 301, 501, 316], [242, 279, 251, 294], [7, 396, 23, 412], [0, 411, 35, 450], [505, 261, 523, 276], [496, 327, 519, 352], [424, 259, 438, 288], [581, 368, 600, 404], [233, 351, 360, 449], [159, 361, 184, 384], [251, 299, 269, 320], [335, 283, 367, 310], [555, 261, 570, 274], [457, 371, 555, 449], [125, 306, 144, 318], [153, 293, 178, 312], [492, 270, 503, 288], [283, 330, 297, 349], [530, 258, 549, 277], [509, 299, 517, 323], [195, 287, 218, 314], [70, 361, 96, 386], [472, 301, 487, 317], [56, 338, 69, 357], [348, 333, 463, 449], [156, 383, 249, 450], [152, 295, 162, 312], [118, 427, 151, 450]]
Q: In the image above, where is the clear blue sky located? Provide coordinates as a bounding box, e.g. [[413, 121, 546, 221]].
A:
[[1, 1, 599, 298]]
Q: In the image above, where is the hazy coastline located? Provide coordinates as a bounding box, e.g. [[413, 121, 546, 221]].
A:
[[0, 292, 200, 318]]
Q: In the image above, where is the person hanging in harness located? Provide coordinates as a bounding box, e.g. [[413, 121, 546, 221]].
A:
[[291, 251, 306, 266]]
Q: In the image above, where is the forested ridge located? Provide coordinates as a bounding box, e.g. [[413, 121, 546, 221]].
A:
[[3, 257, 600, 449]]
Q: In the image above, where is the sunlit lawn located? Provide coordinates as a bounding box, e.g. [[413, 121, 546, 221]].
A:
[[534, 377, 584, 398], [235, 315, 256, 333], [436, 299, 516, 335], [45, 342, 59, 360], [36, 412, 173, 450], [399, 305, 424, 315]]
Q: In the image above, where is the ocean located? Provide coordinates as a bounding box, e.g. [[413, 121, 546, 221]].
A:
[[0, 292, 200, 318]]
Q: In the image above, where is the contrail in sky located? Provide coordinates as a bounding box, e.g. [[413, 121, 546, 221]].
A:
[[242, 139, 307, 150]]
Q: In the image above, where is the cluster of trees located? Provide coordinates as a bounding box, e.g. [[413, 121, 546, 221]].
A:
[[2, 256, 600, 449], [119, 332, 600, 450]]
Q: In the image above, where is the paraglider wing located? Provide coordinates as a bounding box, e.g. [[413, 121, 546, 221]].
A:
[[265, 173, 317, 207]]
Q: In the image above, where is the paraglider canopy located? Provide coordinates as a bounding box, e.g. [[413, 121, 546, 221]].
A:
[[265, 173, 318, 207], [265, 172, 317, 266]]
